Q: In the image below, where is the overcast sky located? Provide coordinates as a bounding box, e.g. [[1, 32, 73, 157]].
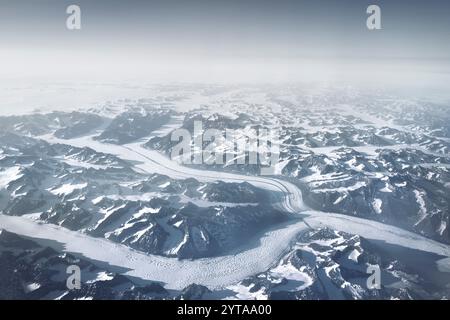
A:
[[1, 0, 450, 82]]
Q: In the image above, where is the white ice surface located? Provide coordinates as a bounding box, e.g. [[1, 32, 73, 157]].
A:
[[0, 214, 309, 290]]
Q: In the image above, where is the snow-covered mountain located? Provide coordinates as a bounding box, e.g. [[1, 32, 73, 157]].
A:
[[233, 228, 450, 300], [0, 228, 212, 300], [0, 85, 449, 300], [0, 132, 286, 259]]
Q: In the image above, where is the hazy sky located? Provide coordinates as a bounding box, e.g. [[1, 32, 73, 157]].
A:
[[1, 0, 450, 82]]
